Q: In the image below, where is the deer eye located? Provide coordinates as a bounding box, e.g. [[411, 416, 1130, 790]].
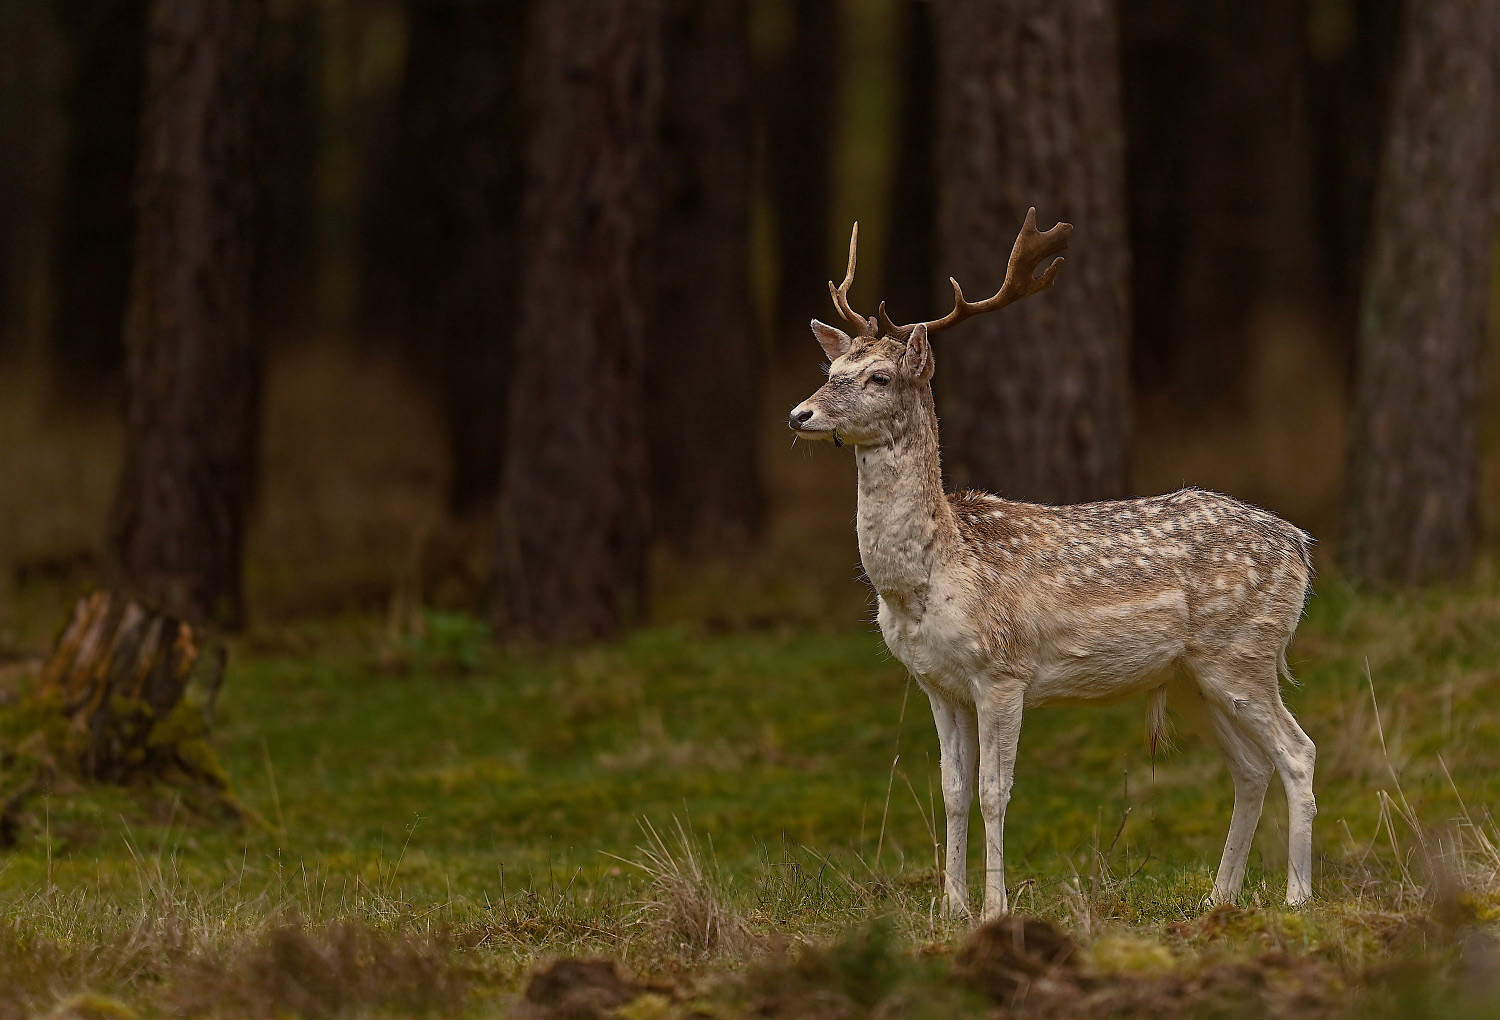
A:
[[870, 373, 890, 386]]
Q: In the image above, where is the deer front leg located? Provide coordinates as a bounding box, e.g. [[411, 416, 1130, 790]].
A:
[[977, 684, 1025, 921], [923, 684, 978, 918]]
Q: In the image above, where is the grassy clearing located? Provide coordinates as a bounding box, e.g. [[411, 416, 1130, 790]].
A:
[[3, 570, 1500, 1016]]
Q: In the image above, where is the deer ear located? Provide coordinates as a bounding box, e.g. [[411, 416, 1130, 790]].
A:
[[902, 322, 934, 381], [810, 319, 852, 361]]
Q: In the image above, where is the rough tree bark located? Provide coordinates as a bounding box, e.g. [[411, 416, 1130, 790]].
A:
[[362, 0, 527, 516], [762, 0, 837, 354], [1341, 0, 1500, 585], [928, 0, 1131, 504], [645, 0, 761, 550], [491, 0, 662, 642], [108, 0, 263, 627]]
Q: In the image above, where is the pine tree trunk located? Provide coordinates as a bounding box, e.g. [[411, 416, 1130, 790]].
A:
[[49, 0, 149, 387], [645, 0, 761, 550], [361, 0, 527, 516], [0, 0, 56, 356], [880, 0, 937, 323], [1341, 0, 1500, 584], [108, 0, 263, 627], [491, 0, 662, 642], [929, 0, 1132, 504], [255, 1, 321, 333], [762, 0, 837, 354]]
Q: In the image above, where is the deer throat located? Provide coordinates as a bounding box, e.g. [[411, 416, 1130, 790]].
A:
[[853, 434, 952, 606]]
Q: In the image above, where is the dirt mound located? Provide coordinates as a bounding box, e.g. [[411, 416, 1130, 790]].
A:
[[522, 959, 648, 1020], [953, 915, 1080, 1000], [953, 916, 1336, 1019]]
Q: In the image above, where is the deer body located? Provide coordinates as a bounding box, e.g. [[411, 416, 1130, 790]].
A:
[[792, 213, 1316, 920]]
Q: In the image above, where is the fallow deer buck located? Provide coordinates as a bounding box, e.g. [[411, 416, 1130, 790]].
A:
[[789, 210, 1316, 920]]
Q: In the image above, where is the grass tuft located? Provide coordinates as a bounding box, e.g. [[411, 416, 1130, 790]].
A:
[[619, 818, 750, 961]]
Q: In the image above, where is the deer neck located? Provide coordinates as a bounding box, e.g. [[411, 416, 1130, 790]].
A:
[[854, 387, 956, 609]]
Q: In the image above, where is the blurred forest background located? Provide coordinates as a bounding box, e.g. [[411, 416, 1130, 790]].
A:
[[0, 0, 1497, 649]]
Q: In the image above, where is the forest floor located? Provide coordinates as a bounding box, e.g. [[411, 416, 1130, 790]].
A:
[[4, 343, 1500, 1016], [4, 572, 1500, 1018]]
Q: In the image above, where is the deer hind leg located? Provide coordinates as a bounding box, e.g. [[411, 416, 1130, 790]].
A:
[[1194, 657, 1317, 906], [1249, 697, 1317, 906], [922, 683, 978, 918], [1173, 679, 1274, 904]]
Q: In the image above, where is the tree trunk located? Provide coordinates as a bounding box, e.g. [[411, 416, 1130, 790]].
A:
[[1305, 0, 1404, 375], [491, 0, 662, 642], [645, 0, 760, 550], [254, 0, 320, 333], [49, 0, 149, 387], [1119, 1, 1326, 403], [1341, 0, 1500, 585], [929, 0, 1131, 504], [0, 0, 60, 356], [108, 0, 263, 627], [361, 0, 527, 517], [880, 0, 937, 324], [761, 0, 837, 354]]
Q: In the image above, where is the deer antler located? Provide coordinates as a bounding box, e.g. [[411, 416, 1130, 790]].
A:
[[828, 222, 877, 338], [880, 208, 1072, 338]]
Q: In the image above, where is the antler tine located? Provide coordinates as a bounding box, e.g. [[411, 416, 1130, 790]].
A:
[[828, 222, 877, 338], [885, 208, 1072, 338]]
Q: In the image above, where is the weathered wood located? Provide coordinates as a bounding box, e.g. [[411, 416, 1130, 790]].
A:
[[0, 592, 238, 845], [37, 591, 223, 782]]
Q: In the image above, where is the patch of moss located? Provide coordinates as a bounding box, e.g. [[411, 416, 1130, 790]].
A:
[[49, 992, 142, 1020], [1088, 934, 1178, 975]]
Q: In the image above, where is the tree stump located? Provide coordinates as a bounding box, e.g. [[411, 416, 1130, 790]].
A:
[[36, 590, 225, 783]]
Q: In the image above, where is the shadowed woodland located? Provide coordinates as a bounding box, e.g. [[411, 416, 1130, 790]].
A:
[[2, 0, 1494, 642], [1, 0, 1500, 1016]]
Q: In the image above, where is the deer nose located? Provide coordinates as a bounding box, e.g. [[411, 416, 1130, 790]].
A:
[[790, 408, 814, 429]]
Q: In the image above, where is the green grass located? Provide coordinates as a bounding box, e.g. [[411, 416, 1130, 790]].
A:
[[4, 574, 1500, 1016]]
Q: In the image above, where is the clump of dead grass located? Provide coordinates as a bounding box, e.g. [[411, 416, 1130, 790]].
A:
[[169, 920, 473, 1018], [1321, 664, 1500, 920], [618, 817, 750, 961]]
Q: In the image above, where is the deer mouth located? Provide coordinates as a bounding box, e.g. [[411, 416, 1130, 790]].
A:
[[791, 422, 843, 446]]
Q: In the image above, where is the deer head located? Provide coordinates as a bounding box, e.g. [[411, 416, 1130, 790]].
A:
[[788, 209, 1072, 447]]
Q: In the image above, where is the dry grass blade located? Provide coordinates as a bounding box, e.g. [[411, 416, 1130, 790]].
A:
[[612, 817, 748, 959]]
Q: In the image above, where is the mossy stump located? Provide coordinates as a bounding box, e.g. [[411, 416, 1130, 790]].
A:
[[0, 591, 242, 846], [39, 591, 224, 782]]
